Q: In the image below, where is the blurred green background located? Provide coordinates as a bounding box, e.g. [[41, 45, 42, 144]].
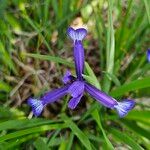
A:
[[0, 0, 150, 149]]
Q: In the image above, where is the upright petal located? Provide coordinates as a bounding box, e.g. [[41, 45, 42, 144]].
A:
[[67, 27, 87, 42], [68, 81, 84, 98], [74, 40, 85, 80], [42, 84, 70, 105], [114, 99, 135, 118], [85, 82, 117, 108], [147, 49, 150, 62], [68, 94, 83, 109], [62, 70, 72, 84]]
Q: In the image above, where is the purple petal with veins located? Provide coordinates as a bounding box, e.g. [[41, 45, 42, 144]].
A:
[[41, 84, 70, 105], [62, 70, 72, 84], [85, 82, 135, 117], [68, 81, 84, 98], [74, 40, 85, 80], [67, 27, 87, 42], [27, 98, 44, 117], [68, 94, 83, 109], [28, 84, 70, 116], [85, 82, 117, 108], [114, 99, 135, 118]]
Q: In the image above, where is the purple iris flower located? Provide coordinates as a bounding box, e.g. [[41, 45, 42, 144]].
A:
[[147, 49, 150, 62], [28, 27, 135, 118]]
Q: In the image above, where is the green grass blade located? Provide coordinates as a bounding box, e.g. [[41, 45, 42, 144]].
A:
[[48, 137, 65, 147], [0, 118, 57, 131], [47, 129, 61, 146], [84, 62, 101, 89], [126, 110, 150, 124], [23, 15, 52, 52], [0, 81, 12, 92], [0, 123, 67, 142], [0, 42, 17, 74], [110, 128, 144, 150], [66, 132, 74, 150], [78, 102, 98, 124], [58, 139, 68, 150], [24, 53, 74, 68], [102, 71, 121, 87], [34, 137, 49, 150], [44, 0, 51, 22], [5, 134, 39, 149], [116, 0, 133, 56], [61, 114, 92, 150], [143, 0, 150, 24], [103, 0, 115, 93], [110, 77, 150, 97], [91, 109, 114, 150], [122, 120, 150, 140]]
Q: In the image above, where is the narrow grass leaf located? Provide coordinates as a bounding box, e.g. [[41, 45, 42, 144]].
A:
[[61, 114, 92, 150], [66, 132, 74, 150], [110, 77, 150, 97], [6, 134, 39, 149], [23, 15, 51, 51], [78, 102, 98, 124], [47, 129, 61, 146], [24, 53, 74, 68], [103, 0, 115, 93], [91, 109, 114, 150], [110, 128, 143, 150], [49, 137, 64, 147], [84, 62, 101, 89], [0, 42, 17, 74], [0, 118, 57, 131], [143, 0, 150, 24], [122, 120, 150, 140], [0, 123, 67, 142], [126, 110, 150, 125], [58, 140, 68, 150], [0, 106, 24, 119], [103, 71, 121, 87], [34, 137, 49, 150], [0, 81, 12, 92]]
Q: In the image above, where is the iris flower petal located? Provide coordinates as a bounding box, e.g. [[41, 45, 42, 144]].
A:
[[74, 40, 85, 79], [28, 98, 44, 116], [67, 27, 87, 42], [85, 82, 135, 117], [67, 27, 86, 80], [62, 70, 72, 84], [147, 49, 150, 62], [85, 82, 117, 108], [68, 81, 84, 98], [68, 94, 83, 109], [28, 84, 70, 116], [114, 99, 135, 118], [41, 84, 70, 105]]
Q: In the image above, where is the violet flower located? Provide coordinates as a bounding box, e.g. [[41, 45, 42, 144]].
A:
[[28, 27, 135, 118], [147, 49, 150, 62]]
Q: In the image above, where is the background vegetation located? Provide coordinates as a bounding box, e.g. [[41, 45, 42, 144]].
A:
[[0, 0, 150, 149]]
